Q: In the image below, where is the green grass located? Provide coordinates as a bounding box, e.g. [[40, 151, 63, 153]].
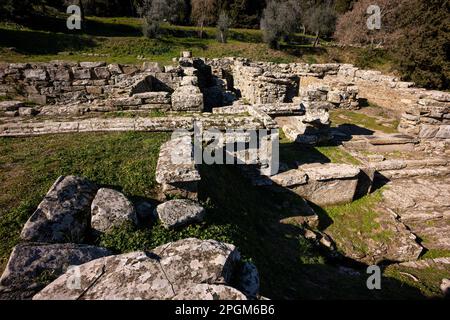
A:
[[330, 109, 399, 134], [279, 129, 360, 166], [0, 132, 169, 271], [320, 190, 398, 258], [0, 15, 396, 71], [421, 249, 450, 260], [384, 263, 450, 298], [0, 132, 434, 299]]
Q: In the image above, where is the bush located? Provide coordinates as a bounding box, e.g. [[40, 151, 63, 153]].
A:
[[216, 11, 231, 43], [334, 0, 449, 90], [260, 0, 297, 49]]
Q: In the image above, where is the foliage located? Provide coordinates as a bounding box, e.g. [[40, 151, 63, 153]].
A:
[[136, 0, 184, 38], [216, 11, 231, 43], [260, 0, 298, 49], [191, 0, 217, 37], [335, 0, 449, 89], [303, 2, 337, 39]]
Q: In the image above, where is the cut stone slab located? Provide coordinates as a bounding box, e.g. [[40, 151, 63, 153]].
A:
[[173, 284, 247, 300], [155, 199, 205, 229], [91, 188, 137, 232], [270, 169, 308, 187], [33, 238, 241, 300], [20, 176, 97, 243], [171, 85, 204, 111], [325, 206, 423, 265], [292, 164, 361, 206], [382, 176, 450, 251], [79, 61, 106, 68], [132, 91, 171, 104], [156, 134, 201, 200], [0, 101, 24, 111], [0, 243, 111, 300], [299, 163, 360, 181]]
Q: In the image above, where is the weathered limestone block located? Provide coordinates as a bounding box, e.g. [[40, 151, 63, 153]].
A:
[[94, 67, 111, 79], [173, 284, 247, 300], [171, 85, 204, 111], [270, 169, 308, 187], [18, 107, 38, 116], [86, 86, 103, 95], [142, 61, 163, 72], [24, 69, 47, 81], [72, 67, 92, 80], [80, 62, 106, 69], [50, 68, 72, 81], [107, 63, 123, 75], [279, 102, 331, 145], [132, 91, 171, 104], [112, 97, 143, 107], [293, 163, 361, 206], [0, 101, 23, 111], [33, 238, 241, 300], [155, 199, 205, 229], [91, 188, 137, 232], [435, 125, 450, 139], [20, 176, 97, 243], [0, 243, 111, 300], [156, 134, 201, 200], [180, 76, 198, 86]]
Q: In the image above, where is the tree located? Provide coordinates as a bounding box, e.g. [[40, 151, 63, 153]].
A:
[[136, 0, 184, 38], [260, 0, 299, 49], [334, 0, 404, 46], [334, 0, 450, 90], [303, 3, 336, 45], [216, 11, 231, 43], [191, 0, 217, 38], [394, 0, 450, 90]]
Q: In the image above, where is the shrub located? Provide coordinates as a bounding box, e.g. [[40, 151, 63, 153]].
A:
[[216, 11, 231, 43]]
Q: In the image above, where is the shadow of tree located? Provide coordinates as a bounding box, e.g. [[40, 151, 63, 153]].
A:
[[198, 164, 425, 299], [0, 28, 97, 55]]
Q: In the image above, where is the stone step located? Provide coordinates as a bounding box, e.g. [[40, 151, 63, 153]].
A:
[[379, 167, 450, 180]]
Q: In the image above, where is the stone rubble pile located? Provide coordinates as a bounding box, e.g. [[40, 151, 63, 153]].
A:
[[0, 174, 259, 300]]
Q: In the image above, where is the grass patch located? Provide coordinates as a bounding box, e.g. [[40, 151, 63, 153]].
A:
[[0, 132, 428, 299], [0, 132, 170, 271], [330, 109, 399, 134], [384, 264, 450, 298], [0, 15, 396, 71], [279, 129, 360, 166], [321, 190, 397, 258]]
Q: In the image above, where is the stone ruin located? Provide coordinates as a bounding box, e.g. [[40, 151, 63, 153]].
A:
[[0, 52, 449, 299]]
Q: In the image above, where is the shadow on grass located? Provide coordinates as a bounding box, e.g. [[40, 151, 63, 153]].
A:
[[15, 14, 142, 37], [158, 36, 209, 51], [0, 28, 97, 55], [280, 141, 331, 168], [198, 164, 425, 299]]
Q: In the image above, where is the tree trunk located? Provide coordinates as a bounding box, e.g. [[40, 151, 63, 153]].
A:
[[78, 0, 85, 31], [199, 20, 204, 39], [313, 30, 320, 47]]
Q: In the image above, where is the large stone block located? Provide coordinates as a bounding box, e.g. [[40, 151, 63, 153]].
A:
[[292, 163, 361, 206], [20, 176, 97, 243], [171, 85, 204, 111]]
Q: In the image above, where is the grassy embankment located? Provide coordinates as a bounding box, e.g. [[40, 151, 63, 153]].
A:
[[0, 15, 394, 73]]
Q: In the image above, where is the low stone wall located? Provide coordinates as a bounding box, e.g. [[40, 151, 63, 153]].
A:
[[0, 61, 131, 105], [0, 114, 266, 137]]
